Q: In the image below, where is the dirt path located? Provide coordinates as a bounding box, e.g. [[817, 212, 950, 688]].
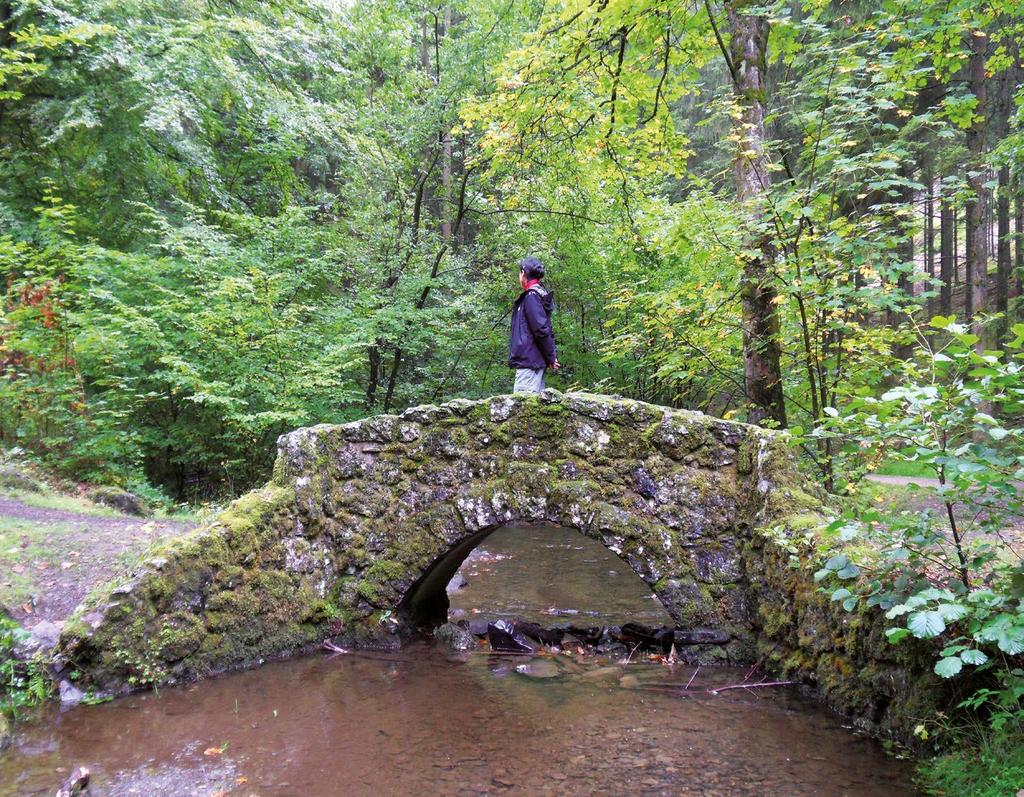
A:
[[0, 497, 195, 627]]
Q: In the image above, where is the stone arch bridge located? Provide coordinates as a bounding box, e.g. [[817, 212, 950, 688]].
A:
[[57, 391, 935, 735]]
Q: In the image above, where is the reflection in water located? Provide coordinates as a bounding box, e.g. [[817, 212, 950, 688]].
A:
[[0, 526, 915, 796], [447, 524, 673, 627]]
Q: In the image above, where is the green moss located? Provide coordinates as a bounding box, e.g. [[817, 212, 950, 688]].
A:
[[362, 557, 405, 581], [786, 512, 826, 532], [357, 559, 408, 604], [310, 600, 341, 621], [221, 485, 285, 526], [156, 612, 205, 661], [356, 579, 381, 603]]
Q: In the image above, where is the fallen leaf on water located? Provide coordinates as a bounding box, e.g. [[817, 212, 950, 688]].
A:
[[236, 777, 248, 785], [61, 561, 74, 570], [11, 564, 24, 573], [203, 747, 223, 757]]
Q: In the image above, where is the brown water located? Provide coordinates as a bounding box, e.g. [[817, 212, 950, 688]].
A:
[[1, 525, 917, 796], [447, 524, 674, 627]]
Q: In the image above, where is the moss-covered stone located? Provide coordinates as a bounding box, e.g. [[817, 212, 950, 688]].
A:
[[745, 520, 946, 742], [88, 485, 150, 517], [52, 389, 935, 740]]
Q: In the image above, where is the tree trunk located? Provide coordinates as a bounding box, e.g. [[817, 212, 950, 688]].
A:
[[366, 344, 381, 408], [940, 194, 954, 315], [725, 0, 786, 428], [953, 204, 959, 286], [441, 6, 453, 242], [0, 3, 12, 50], [420, 15, 430, 70], [966, 29, 989, 343], [925, 170, 935, 318], [1016, 182, 1023, 301], [992, 31, 1015, 336], [997, 165, 1011, 340], [965, 200, 974, 321]]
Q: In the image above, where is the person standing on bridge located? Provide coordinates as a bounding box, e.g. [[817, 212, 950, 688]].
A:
[[508, 256, 560, 394]]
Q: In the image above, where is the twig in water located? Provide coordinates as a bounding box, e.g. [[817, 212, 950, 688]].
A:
[[322, 640, 349, 654], [685, 664, 701, 690], [708, 680, 797, 695]]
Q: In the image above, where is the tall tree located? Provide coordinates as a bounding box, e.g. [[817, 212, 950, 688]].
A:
[[721, 0, 786, 428], [941, 195, 955, 315], [965, 28, 989, 342]]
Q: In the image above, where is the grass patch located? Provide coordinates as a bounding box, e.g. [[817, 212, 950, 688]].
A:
[[0, 487, 122, 517], [0, 517, 81, 609], [1, 484, 197, 522], [156, 505, 200, 523], [917, 728, 1024, 796], [851, 479, 912, 507]]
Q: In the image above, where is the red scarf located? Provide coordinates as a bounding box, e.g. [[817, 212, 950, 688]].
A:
[[523, 278, 541, 291]]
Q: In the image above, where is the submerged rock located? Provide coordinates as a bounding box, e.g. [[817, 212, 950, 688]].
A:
[[434, 622, 476, 652], [617, 623, 675, 653], [0, 712, 11, 750], [564, 626, 604, 645], [514, 659, 560, 679], [510, 620, 563, 647], [55, 766, 90, 797], [487, 620, 535, 654], [466, 619, 490, 636], [446, 573, 469, 593], [580, 665, 622, 682]]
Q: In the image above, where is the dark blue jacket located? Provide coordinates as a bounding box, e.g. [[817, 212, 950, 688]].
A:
[[508, 284, 556, 369]]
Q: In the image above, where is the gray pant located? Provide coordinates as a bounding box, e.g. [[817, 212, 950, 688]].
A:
[[513, 367, 545, 394]]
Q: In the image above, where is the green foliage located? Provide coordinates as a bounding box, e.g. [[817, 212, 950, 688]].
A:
[[0, 617, 49, 719], [916, 727, 1024, 797], [814, 318, 1024, 732]]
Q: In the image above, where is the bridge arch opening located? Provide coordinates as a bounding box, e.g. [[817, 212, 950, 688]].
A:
[[399, 521, 676, 631]]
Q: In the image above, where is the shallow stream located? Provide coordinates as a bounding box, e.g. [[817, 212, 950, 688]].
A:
[[1, 525, 916, 796]]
